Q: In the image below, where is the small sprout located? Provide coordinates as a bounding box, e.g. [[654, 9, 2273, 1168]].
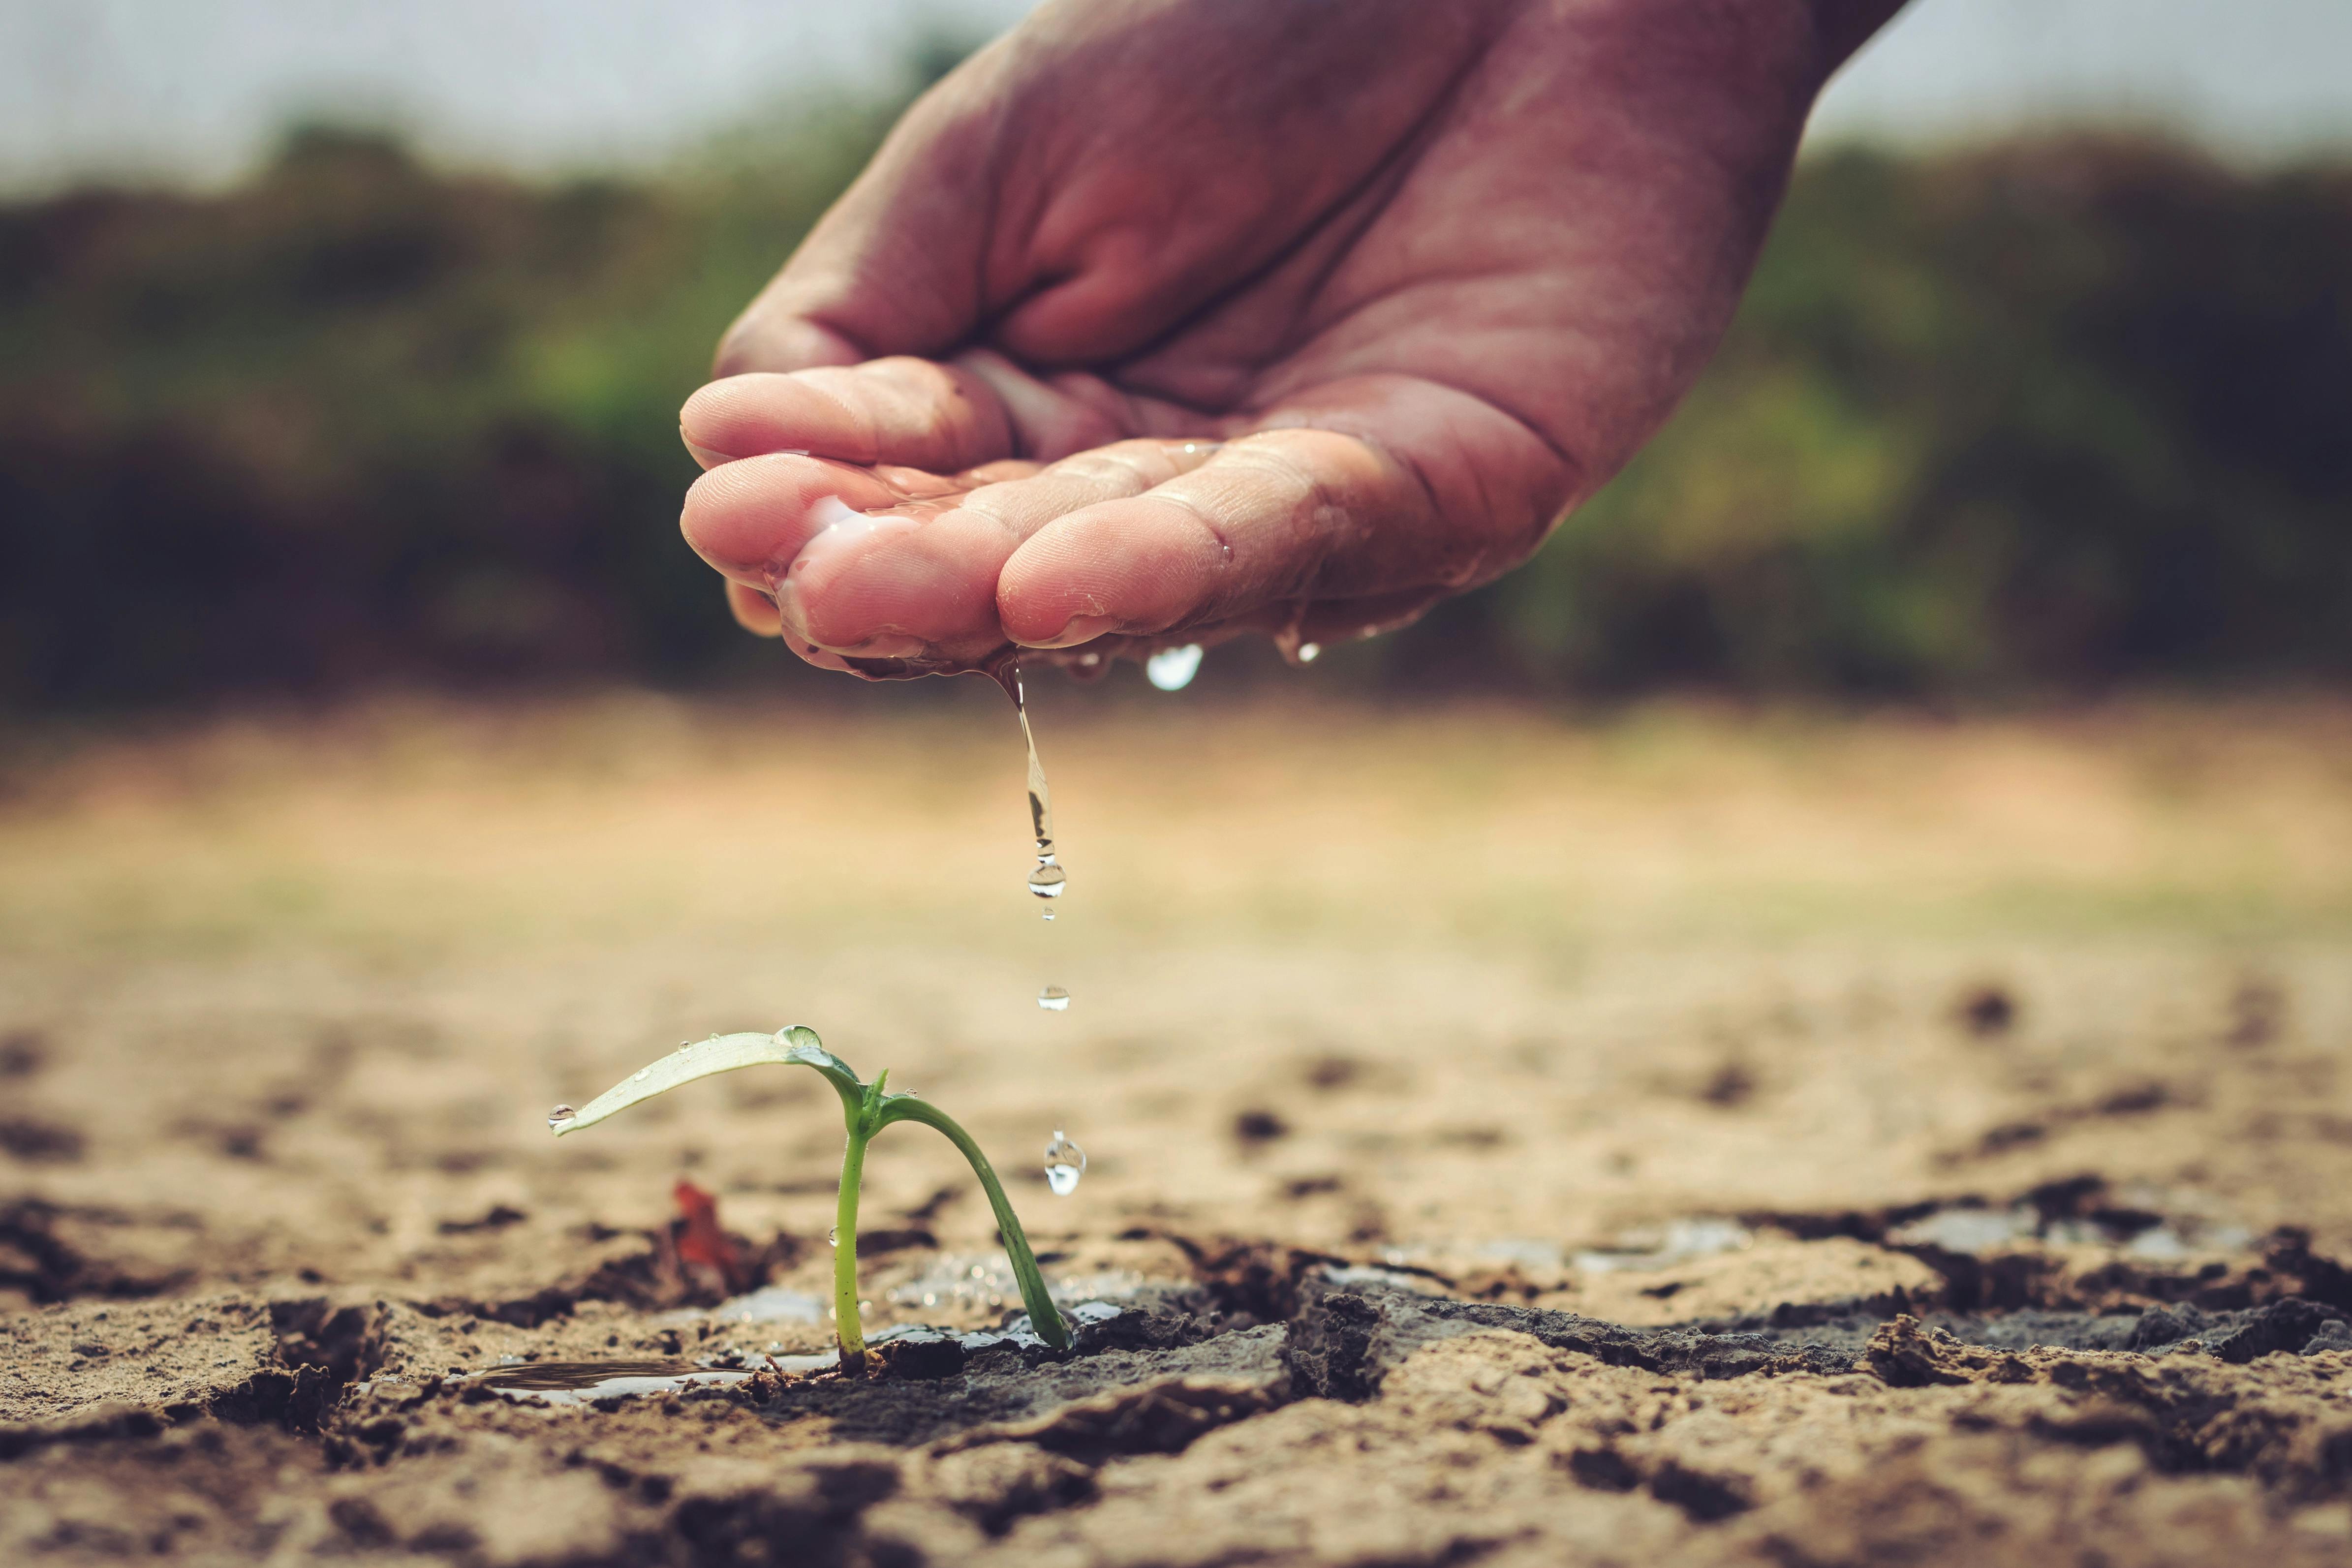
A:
[[549, 1025, 1069, 1370]]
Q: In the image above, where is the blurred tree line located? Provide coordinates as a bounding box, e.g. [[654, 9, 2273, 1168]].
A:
[[1, 100, 2347, 711]]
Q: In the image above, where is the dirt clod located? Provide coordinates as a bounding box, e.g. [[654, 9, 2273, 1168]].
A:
[[1954, 982, 2018, 1037]]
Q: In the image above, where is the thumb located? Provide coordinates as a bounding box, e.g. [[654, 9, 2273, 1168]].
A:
[[712, 52, 1009, 376]]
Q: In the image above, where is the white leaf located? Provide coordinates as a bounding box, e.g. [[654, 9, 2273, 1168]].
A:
[[553, 1027, 843, 1136]]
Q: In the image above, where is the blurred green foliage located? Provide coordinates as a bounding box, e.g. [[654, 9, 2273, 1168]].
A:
[[1443, 143, 2352, 695], [1, 111, 2346, 709]]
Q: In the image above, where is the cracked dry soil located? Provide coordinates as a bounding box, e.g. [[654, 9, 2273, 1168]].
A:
[[3, 696, 2352, 1565]]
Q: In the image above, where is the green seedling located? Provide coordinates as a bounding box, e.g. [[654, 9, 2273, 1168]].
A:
[[549, 1026, 1068, 1371]]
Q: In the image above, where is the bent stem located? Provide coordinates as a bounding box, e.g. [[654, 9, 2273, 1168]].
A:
[[873, 1093, 1064, 1351]]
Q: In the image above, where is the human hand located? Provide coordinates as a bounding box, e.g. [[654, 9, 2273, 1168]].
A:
[[678, 0, 1900, 678]]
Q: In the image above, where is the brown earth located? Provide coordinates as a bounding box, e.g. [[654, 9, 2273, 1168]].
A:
[[2, 689, 2351, 1566]]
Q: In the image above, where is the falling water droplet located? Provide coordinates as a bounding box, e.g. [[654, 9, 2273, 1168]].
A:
[[1272, 617, 1319, 667], [1042, 908, 1055, 922], [1145, 643, 1203, 692], [546, 1105, 576, 1132], [1043, 1130, 1086, 1196], [1037, 986, 1070, 1012], [1002, 663, 1070, 906]]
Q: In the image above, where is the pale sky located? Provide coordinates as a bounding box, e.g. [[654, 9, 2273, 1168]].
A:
[[1, 0, 2348, 193]]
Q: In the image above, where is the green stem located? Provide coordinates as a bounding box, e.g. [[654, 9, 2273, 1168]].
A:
[[876, 1096, 1069, 1349], [834, 1127, 867, 1369]]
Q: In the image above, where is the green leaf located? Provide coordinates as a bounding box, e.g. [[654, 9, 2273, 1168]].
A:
[[552, 1026, 862, 1134]]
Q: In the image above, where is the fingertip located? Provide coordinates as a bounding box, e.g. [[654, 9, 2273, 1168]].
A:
[[785, 509, 999, 653], [680, 359, 1020, 474], [678, 461, 770, 580], [681, 374, 860, 466], [678, 382, 747, 467], [726, 581, 783, 637], [682, 429, 734, 470], [679, 454, 895, 584], [1012, 615, 1121, 650], [996, 498, 1226, 645]]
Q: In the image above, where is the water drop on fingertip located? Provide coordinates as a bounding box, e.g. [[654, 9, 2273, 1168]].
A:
[[546, 1104, 576, 1132]]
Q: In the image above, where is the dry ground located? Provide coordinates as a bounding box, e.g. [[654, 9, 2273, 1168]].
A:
[[2, 686, 2351, 1566]]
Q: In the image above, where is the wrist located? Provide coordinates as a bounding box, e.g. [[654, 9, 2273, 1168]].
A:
[[1565, 0, 1905, 96], [1807, 0, 1909, 68]]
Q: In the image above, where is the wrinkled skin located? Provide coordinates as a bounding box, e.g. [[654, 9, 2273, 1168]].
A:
[[678, 0, 1904, 678]]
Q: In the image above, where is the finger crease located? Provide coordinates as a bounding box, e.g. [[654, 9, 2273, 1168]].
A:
[[1155, 489, 1235, 572], [809, 381, 878, 463]]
